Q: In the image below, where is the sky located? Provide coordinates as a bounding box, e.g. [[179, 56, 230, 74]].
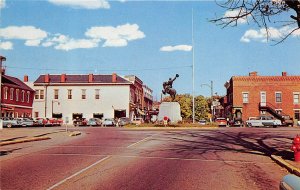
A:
[[0, 0, 299, 100]]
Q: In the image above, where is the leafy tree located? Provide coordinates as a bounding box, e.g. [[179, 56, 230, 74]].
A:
[[211, 0, 300, 43], [162, 94, 210, 121]]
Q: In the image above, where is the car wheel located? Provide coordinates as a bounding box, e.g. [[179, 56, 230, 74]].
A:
[[7, 123, 12, 128]]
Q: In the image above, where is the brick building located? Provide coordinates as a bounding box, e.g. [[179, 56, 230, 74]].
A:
[[224, 72, 300, 125], [1, 74, 34, 118]]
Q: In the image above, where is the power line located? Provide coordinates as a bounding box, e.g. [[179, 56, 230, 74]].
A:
[[5, 65, 192, 72]]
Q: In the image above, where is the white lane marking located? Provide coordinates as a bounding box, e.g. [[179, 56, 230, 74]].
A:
[[126, 134, 156, 148], [47, 156, 111, 190]]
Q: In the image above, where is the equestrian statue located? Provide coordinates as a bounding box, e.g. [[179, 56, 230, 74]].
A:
[[162, 74, 179, 101]]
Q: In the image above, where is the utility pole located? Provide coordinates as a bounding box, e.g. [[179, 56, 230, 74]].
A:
[[0, 56, 6, 118], [192, 8, 195, 124]]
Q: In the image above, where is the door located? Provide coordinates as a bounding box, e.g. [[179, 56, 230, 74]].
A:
[[260, 92, 266, 106]]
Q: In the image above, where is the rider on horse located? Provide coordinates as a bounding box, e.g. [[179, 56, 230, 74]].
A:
[[162, 74, 179, 95]]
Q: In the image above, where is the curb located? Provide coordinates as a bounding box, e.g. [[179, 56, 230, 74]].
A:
[[0, 136, 51, 146], [271, 154, 300, 177], [123, 127, 219, 130], [69, 131, 81, 136]]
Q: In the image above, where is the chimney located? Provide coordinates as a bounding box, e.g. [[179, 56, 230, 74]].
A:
[[282, 72, 287, 76], [112, 73, 117, 83], [44, 74, 50, 83], [249, 71, 257, 77], [88, 74, 93, 83], [24, 75, 28, 82], [61, 74, 66, 83]]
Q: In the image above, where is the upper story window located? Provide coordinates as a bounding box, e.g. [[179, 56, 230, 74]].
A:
[[82, 89, 86, 99], [21, 90, 25, 102], [35, 90, 44, 100], [4, 87, 8, 99], [68, 89, 72, 99], [16, 89, 19, 101], [10, 88, 14, 100], [242, 92, 249, 103], [275, 92, 282, 103], [95, 89, 100, 99], [54, 89, 59, 99], [294, 93, 300, 104], [27, 91, 30, 103]]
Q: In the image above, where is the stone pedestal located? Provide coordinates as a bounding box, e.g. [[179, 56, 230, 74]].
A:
[[158, 102, 182, 123]]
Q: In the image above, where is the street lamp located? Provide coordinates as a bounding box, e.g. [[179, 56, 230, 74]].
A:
[[201, 80, 214, 122]]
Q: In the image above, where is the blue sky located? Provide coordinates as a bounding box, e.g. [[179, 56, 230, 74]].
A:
[[1, 0, 299, 100]]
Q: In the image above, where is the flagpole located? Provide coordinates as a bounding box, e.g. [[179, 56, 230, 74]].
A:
[[192, 8, 195, 124]]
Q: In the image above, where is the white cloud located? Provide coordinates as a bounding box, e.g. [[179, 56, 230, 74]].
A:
[[48, 0, 110, 9], [25, 39, 42, 46], [85, 23, 145, 47], [240, 26, 300, 43], [160, 45, 192, 52], [54, 38, 100, 51], [0, 26, 47, 42], [224, 9, 248, 24], [0, 0, 6, 9], [0, 41, 13, 50]]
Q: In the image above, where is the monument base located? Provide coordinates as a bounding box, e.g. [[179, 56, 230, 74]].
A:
[[158, 102, 182, 124]]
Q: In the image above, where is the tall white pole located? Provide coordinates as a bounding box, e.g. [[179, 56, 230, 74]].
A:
[[192, 8, 195, 124]]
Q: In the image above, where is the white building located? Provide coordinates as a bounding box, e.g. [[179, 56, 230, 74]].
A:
[[27, 73, 132, 122]]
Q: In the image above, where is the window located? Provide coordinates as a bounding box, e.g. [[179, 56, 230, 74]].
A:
[[68, 89, 72, 99], [54, 89, 59, 99], [95, 89, 100, 99], [4, 87, 8, 99], [275, 92, 282, 103], [294, 93, 300, 104], [27, 91, 30, 103], [16, 89, 19, 101], [40, 90, 44, 99], [35, 90, 39, 99], [82, 89, 86, 99], [34, 112, 39, 118], [10, 88, 14, 100], [294, 110, 300, 120], [21, 90, 25, 102], [242, 92, 249, 103]]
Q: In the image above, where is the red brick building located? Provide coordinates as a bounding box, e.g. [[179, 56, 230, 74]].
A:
[[224, 72, 300, 125], [1, 74, 35, 118]]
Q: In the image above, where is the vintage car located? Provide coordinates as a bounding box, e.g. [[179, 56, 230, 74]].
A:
[[245, 116, 282, 127]]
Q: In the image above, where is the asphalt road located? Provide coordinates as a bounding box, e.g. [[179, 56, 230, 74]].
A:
[[1, 127, 299, 190]]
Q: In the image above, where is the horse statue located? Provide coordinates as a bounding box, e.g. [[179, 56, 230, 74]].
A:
[[162, 74, 179, 101]]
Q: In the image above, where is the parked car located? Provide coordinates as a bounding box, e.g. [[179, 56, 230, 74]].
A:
[[73, 118, 87, 126], [102, 118, 115, 127], [118, 117, 130, 126], [245, 115, 282, 127], [88, 118, 102, 126], [281, 115, 293, 126], [215, 117, 227, 127], [1, 117, 19, 128], [17, 118, 34, 127], [198, 119, 207, 125]]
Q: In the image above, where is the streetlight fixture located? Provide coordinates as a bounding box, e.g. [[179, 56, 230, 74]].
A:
[[201, 80, 214, 122]]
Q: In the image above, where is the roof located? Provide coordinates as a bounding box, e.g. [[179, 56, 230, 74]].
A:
[[34, 74, 132, 84], [2, 75, 34, 91]]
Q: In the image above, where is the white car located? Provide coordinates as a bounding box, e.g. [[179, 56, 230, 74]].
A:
[[246, 116, 281, 127], [102, 118, 115, 127], [17, 118, 34, 127]]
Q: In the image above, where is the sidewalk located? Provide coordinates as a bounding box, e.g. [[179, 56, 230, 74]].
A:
[[0, 125, 81, 146]]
